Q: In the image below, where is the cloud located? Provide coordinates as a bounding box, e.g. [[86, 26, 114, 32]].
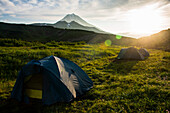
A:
[[27, 0, 38, 4], [0, 0, 169, 37], [0, 0, 169, 21]]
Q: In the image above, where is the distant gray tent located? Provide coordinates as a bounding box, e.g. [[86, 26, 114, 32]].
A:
[[139, 48, 150, 57], [11, 56, 93, 105], [117, 47, 144, 60]]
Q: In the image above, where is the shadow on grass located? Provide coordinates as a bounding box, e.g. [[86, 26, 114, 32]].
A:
[[105, 59, 140, 75], [0, 91, 94, 113], [0, 98, 69, 113], [0, 98, 44, 113]]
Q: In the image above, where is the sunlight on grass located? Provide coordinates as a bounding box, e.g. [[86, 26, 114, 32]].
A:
[[0, 40, 169, 112]]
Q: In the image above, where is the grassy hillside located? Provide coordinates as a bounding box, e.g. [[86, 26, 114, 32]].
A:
[[1, 22, 170, 51], [0, 39, 169, 113], [0, 22, 135, 45], [137, 29, 170, 51]]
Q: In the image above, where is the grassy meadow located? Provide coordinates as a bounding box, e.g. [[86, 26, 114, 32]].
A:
[[0, 39, 169, 113]]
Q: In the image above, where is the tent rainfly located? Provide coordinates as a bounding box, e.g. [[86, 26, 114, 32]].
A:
[[139, 48, 150, 57], [117, 47, 145, 60], [11, 56, 93, 105]]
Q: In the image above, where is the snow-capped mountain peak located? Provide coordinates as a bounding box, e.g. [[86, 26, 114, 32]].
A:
[[60, 13, 94, 27]]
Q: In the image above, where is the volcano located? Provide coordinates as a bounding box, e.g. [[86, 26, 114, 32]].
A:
[[31, 13, 107, 34]]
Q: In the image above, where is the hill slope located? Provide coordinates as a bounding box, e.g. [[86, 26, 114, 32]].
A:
[[0, 22, 135, 45], [1, 22, 170, 50], [137, 29, 170, 50]]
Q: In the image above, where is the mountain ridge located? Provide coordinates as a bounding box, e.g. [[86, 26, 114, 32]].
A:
[[31, 13, 107, 34], [0, 22, 135, 45], [51, 20, 106, 34], [0, 22, 169, 50]]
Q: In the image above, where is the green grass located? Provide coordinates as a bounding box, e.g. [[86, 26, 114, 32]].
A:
[[0, 40, 169, 113]]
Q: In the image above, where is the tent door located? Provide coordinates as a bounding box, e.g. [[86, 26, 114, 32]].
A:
[[24, 73, 43, 99]]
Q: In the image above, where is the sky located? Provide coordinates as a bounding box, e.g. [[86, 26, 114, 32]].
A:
[[0, 0, 170, 38]]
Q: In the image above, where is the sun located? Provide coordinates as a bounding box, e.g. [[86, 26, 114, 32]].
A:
[[127, 4, 164, 36]]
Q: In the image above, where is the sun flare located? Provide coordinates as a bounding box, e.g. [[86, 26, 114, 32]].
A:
[[128, 4, 164, 36]]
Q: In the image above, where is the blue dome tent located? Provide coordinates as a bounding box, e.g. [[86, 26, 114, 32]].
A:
[[117, 47, 145, 60], [11, 56, 93, 105]]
